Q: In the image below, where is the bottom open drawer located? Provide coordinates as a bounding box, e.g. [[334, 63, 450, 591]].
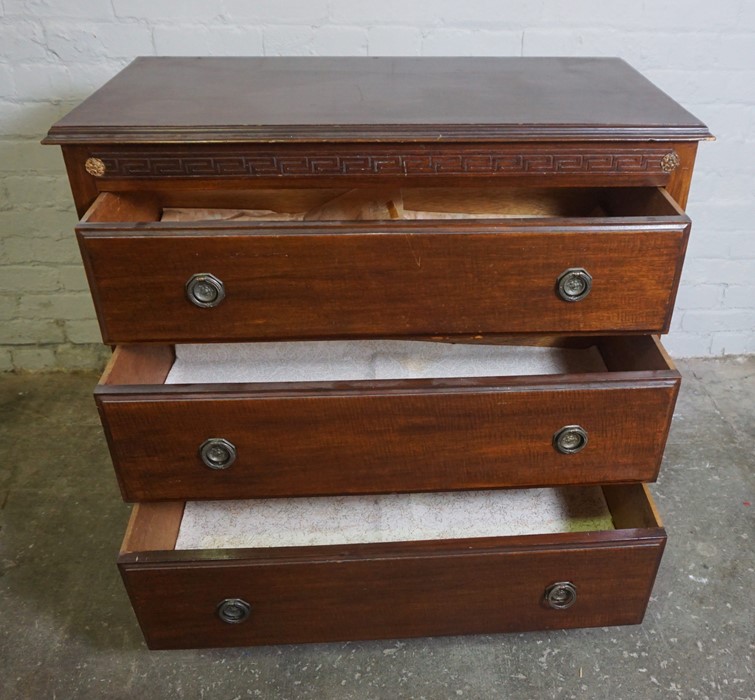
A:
[[119, 484, 665, 649]]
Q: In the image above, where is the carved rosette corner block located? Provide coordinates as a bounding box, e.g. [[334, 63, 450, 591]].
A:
[[660, 151, 680, 173], [85, 157, 106, 177]]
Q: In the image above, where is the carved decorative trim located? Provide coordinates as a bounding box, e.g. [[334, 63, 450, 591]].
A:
[[85, 157, 106, 177], [91, 149, 674, 179], [660, 151, 680, 173]]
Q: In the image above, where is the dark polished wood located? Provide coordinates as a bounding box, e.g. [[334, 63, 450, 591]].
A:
[[61, 145, 100, 218], [76, 188, 690, 343], [80, 227, 689, 341], [44, 57, 711, 144], [118, 484, 666, 649], [96, 337, 679, 501], [603, 484, 663, 530], [44, 57, 711, 647], [81, 142, 681, 183], [665, 142, 698, 209], [57, 139, 701, 220]]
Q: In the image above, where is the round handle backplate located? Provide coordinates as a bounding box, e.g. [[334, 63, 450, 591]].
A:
[[186, 273, 225, 308], [544, 582, 578, 610], [217, 598, 252, 624], [553, 425, 589, 454], [199, 438, 237, 470], [556, 268, 592, 302]]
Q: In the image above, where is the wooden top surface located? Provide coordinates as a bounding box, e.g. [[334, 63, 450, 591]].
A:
[[44, 57, 710, 144]]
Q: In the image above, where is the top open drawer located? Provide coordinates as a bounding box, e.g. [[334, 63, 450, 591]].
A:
[[76, 186, 690, 344]]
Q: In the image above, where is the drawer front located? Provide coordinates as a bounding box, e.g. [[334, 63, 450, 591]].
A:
[[97, 338, 679, 501], [79, 226, 688, 343], [100, 382, 678, 501], [119, 489, 666, 650], [122, 542, 663, 650]]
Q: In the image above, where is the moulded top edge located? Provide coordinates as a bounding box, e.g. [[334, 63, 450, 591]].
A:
[[41, 123, 714, 146], [43, 57, 712, 145]]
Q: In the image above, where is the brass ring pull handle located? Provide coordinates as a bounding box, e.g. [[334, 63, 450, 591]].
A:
[[186, 273, 225, 308], [544, 582, 577, 610], [199, 438, 237, 470], [553, 425, 589, 454], [217, 598, 251, 624], [556, 268, 592, 302]]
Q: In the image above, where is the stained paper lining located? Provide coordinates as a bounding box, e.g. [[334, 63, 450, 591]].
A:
[[175, 487, 615, 550], [165, 341, 607, 384]]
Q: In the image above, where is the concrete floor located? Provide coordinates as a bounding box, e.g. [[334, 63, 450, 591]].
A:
[[0, 358, 753, 700]]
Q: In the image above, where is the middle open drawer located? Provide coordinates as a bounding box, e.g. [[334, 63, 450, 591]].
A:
[[96, 336, 679, 501]]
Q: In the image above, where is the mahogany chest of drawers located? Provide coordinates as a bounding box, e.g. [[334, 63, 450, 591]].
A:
[[45, 57, 710, 650]]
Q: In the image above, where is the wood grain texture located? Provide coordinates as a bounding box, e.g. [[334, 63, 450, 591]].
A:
[[99, 383, 679, 500], [120, 502, 185, 554], [99, 345, 174, 386], [61, 145, 100, 218], [43, 57, 711, 144], [77, 188, 690, 342], [57, 141, 700, 224], [117, 485, 665, 649], [96, 338, 679, 501], [598, 335, 677, 372], [603, 484, 663, 530], [121, 541, 665, 649], [82, 190, 161, 223], [79, 228, 690, 342], [63, 141, 685, 218], [664, 142, 698, 209], [43, 56, 702, 650]]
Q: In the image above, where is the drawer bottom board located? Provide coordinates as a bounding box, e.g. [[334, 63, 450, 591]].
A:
[[175, 486, 614, 549], [119, 485, 665, 649]]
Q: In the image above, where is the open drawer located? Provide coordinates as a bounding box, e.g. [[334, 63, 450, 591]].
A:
[[76, 186, 690, 343], [96, 335, 679, 501], [118, 484, 666, 649]]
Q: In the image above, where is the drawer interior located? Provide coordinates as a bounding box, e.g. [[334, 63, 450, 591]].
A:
[[101, 336, 675, 388], [175, 487, 614, 549], [166, 340, 608, 384], [121, 484, 662, 554], [83, 186, 685, 225]]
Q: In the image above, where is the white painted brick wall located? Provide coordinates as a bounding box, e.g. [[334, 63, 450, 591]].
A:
[[1, 0, 753, 370]]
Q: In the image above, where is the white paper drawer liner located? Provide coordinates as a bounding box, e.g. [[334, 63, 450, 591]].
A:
[[175, 487, 614, 550], [165, 341, 607, 384]]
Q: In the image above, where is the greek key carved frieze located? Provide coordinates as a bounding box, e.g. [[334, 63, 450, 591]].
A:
[[90, 150, 677, 178]]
